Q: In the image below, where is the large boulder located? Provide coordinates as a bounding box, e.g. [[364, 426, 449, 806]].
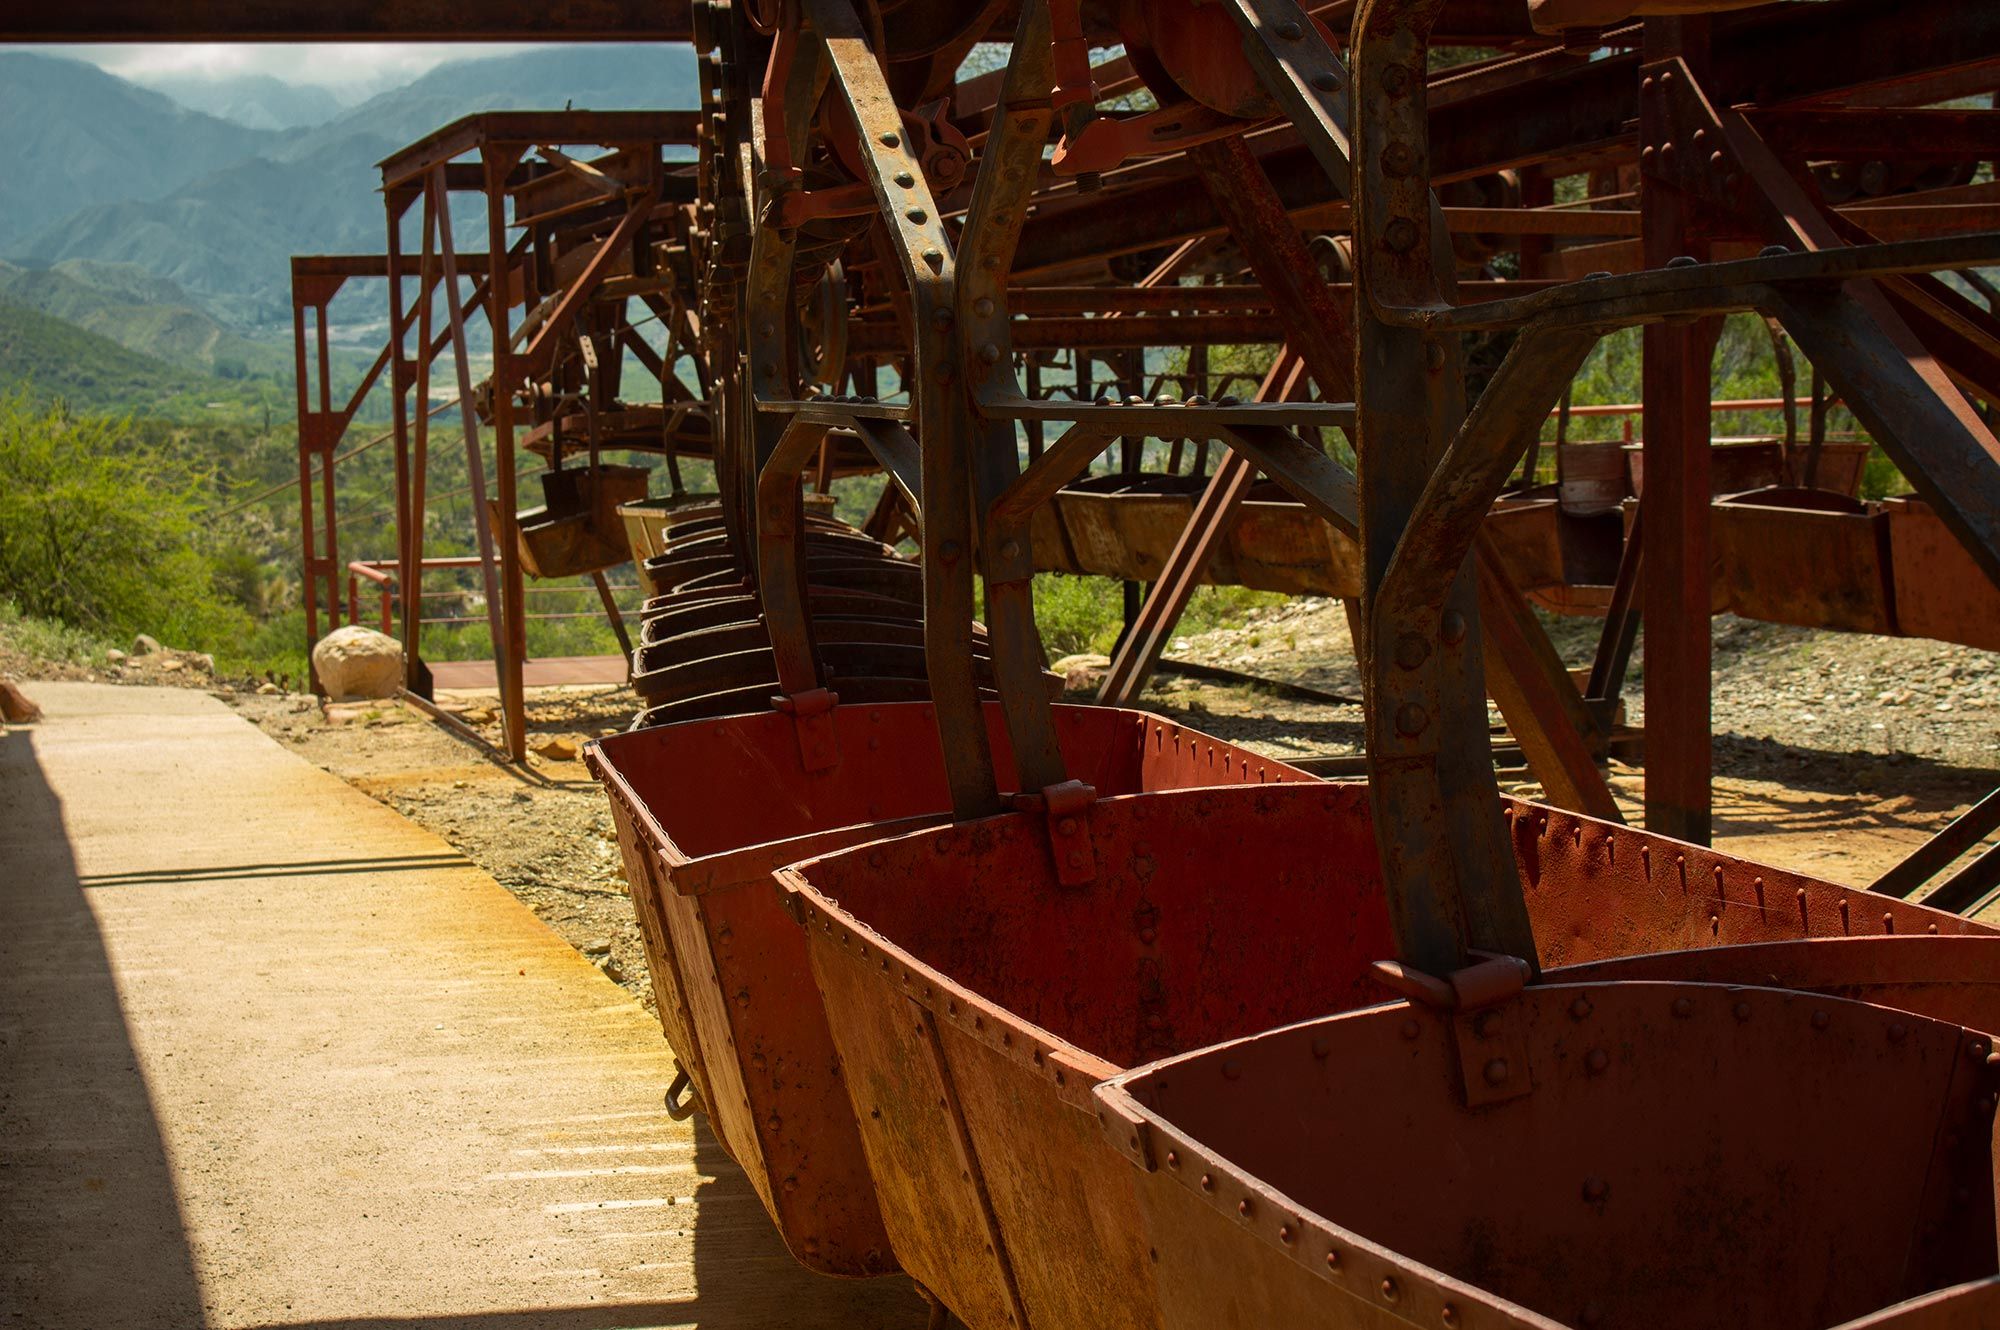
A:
[[312, 625, 404, 702]]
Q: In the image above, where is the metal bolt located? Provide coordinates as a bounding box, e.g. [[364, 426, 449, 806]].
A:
[[1570, 996, 1593, 1021], [1166, 1150, 1180, 1169], [974, 296, 996, 317], [906, 207, 928, 224], [1312, 1036, 1332, 1058], [1811, 1009, 1830, 1030], [922, 247, 944, 271], [1380, 1277, 1401, 1303], [784, 1174, 799, 1192], [879, 131, 900, 147], [1396, 703, 1429, 736], [1326, 1249, 1342, 1271], [1237, 1198, 1254, 1217], [1582, 1177, 1608, 1202], [1734, 1001, 1752, 1022], [1640, 145, 1658, 166], [1383, 217, 1420, 253], [1585, 270, 1613, 280], [940, 540, 961, 560], [1641, 75, 1656, 92], [893, 170, 915, 188], [1001, 539, 1022, 559], [932, 307, 954, 330], [1587, 1048, 1609, 1073], [1672, 997, 1693, 1018], [1439, 610, 1467, 644], [1382, 142, 1417, 177], [1067, 851, 1086, 869], [1888, 1022, 1909, 1043], [1425, 341, 1446, 371], [1311, 71, 1339, 92], [1200, 1173, 1215, 1192], [1401, 1019, 1420, 1041], [1759, 244, 1791, 258], [1667, 255, 1701, 269], [1692, 128, 1709, 147], [979, 342, 1002, 364], [1709, 150, 1726, 170], [1223, 1060, 1242, 1081], [1279, 1224, 1296, 1245], [1277, 19, 1303, 39], [1971, 1040, 1991, 1061], [1381, 64, 1413, 95], [1394, 634, 1430, 669], [1056, 816, 1077, 835], [1483, 1057, 1509, 1085]]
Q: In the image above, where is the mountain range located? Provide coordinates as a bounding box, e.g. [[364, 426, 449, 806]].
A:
[[0, 44, 697, 335]]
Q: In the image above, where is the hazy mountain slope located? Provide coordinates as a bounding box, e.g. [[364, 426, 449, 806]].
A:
[[14, 45, 698, 333], [0, 53, 279, 253], [0, 260, 290, 376], [137, 72, 347, 131]]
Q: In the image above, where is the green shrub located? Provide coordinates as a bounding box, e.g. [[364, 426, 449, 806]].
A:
[[0, 389, 253, 659]]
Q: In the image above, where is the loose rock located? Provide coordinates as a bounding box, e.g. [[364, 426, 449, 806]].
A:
[[531, 734, 579, 762], [311, 625, 404, 702], [131, 634, 162, 656]]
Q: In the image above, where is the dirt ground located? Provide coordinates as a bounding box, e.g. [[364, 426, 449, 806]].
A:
[[11, 606, 1997, 1012]]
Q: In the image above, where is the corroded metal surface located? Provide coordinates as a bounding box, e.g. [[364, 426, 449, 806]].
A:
[[588, 704, 1310, 1278]]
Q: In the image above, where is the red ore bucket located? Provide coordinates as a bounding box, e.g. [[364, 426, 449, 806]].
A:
[[584, 701, 1309, 1277], [1093, 980, 2000, 1330], [780, 780, 1990, 1327]]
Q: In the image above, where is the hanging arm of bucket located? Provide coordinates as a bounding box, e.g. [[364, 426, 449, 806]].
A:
[[1213, 422, 1360, 535], [1351, 0, 1533, 978], [809, 0, 1000, 818], [756, 412, 838, 767], [948, 0, 1108, 879], [983, 423, 1118, 796], [849, 416, 922, 515], [1372, 324, 1602, 967]]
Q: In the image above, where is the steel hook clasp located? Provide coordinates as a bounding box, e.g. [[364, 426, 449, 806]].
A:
[[1372, 951, 1537, 1108], [773, 687, 842, 773], [1006, 779, 1099, 887]]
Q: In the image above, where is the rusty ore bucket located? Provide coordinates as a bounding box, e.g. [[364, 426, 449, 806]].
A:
[[1094, 980, 1999, 1330], [779, 781, 1989, 1328], [585, 703, 1309, 1278]]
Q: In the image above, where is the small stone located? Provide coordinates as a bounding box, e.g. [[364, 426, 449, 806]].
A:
[[256, 682, 281, 696], [582, 938, 613, 956], [0, 680, 43, 723], [1050, 653, 1111, 690], [105, 649, 127, 665], [131, 634, 162, 656], [158, 658, 185, 673], [193, 654, 215, 674], [599, 957, 626, 983], [531, 735, 579, 761]]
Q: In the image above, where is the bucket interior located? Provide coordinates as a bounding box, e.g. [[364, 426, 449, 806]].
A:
[[790, 782, 1396, 1069], [1112, 982, 2000, 1330], [592, 701, 1307, 868]]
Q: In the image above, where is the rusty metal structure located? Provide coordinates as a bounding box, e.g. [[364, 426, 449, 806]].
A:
[[15, 1, 2000, 1325]]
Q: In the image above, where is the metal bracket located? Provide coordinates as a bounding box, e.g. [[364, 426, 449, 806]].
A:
[[1053, 101, 1255, 177], [1372, 952, 1535, 1108], [772, 687, 841, 773], [1006, 779, 1099, 886]]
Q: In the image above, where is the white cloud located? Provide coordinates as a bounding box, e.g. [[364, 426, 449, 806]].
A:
[[27, 42, 550, 100]]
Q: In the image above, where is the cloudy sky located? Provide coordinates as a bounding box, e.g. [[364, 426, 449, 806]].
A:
[[28, 43, 551, 101]]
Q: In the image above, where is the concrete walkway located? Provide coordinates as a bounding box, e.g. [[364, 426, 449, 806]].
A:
[[0, 683, 930, 1330]]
